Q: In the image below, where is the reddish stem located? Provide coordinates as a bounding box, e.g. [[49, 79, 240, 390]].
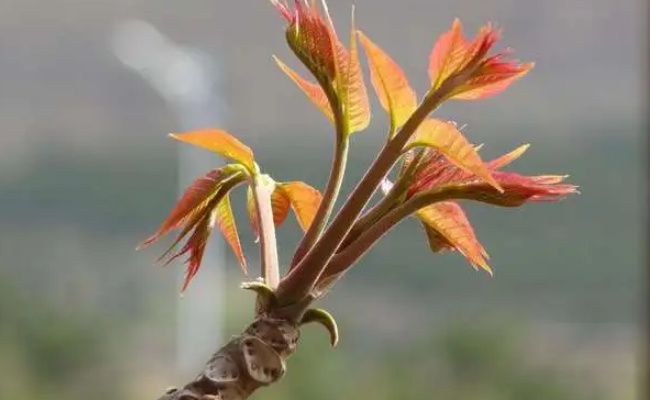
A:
[[277, 80, 456, 303]]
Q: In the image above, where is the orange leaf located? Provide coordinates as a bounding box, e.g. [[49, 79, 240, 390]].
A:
[[427, 19, 533, 100], [247, 184, 292, 240], [279, 181, 322, 231], [339, 9, 370, 134], [428, 19, 469, 90], [487, 143, 530, 170], [274, 56, 334, 122], [138, 166, 244, 249], [417, 201, 491, 275], [406, 119, 502, 192], [358, 31, 417, 133], [271, 186, 292, 227], [215, 194, 247, 274], [170, 129, 255, 172]]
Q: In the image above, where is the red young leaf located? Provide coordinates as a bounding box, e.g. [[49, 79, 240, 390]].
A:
[[272, 1, 370, 134], [138, 166, 244, 249], [408, 144, 526, 195], [158, 208, 217, 292], [358, 31, 417, 133], [139, 166, 247, 292], [215, 194, 247, 274], [429, 170, 578, 207], [178, 211, 215, 291], [155, 206, 212, 267], [450, 54, 534, 100], [272, 0, 338, 80], [461, 23, 501, 71], [428, 19, 530, 99], [274, 55, 335, 122], [170, 129, 255, 172], [407, 145, 577, 207], [278, 181, 322, 231], [408, 148, 469, 197], [417, 201, 491, 275], [406, 118, 502, 192]]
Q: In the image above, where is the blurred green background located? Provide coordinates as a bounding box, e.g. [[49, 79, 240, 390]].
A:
[[0, 0, 644, 399]]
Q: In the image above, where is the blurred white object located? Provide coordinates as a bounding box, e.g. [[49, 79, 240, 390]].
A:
[[111, 19, 226, 376]]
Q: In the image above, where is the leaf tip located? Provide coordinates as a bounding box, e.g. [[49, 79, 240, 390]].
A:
[[492, 178, 505, 193], [136, 235, 158, 251]]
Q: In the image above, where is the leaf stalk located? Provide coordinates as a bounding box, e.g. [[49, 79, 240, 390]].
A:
[[251, 174, 281, 288], [277, 78, 458, 303]]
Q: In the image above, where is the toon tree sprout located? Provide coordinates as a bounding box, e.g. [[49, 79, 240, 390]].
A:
[[138, 1, 578, 399]]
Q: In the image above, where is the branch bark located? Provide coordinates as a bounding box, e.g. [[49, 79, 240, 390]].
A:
[[155, 316, 299, 400]]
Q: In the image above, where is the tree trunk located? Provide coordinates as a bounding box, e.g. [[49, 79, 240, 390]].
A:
[[156, 315, 299, 400]]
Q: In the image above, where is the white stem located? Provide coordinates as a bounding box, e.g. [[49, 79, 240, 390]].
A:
[[252, 174, 280, 288]]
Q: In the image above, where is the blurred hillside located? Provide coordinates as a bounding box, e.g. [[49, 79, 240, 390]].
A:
[[0, 0, 645, 399]]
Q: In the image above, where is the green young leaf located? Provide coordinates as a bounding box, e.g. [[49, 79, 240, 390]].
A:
[[300, 308, 339, 347], [241, 281, 278, 312]]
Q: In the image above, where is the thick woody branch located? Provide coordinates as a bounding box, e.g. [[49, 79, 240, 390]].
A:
[[155, 316, 300, 400]]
